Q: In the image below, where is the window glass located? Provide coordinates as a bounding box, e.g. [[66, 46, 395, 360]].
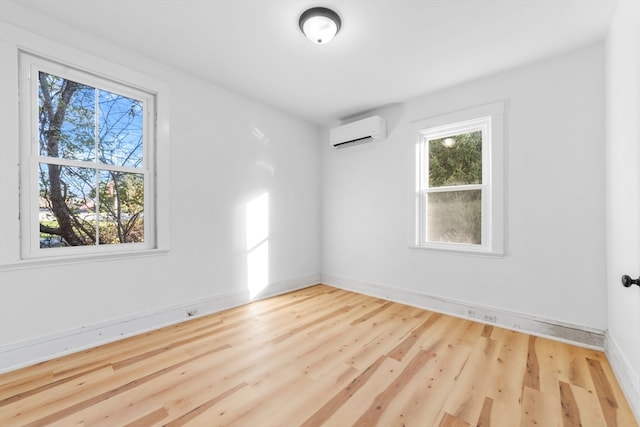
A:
[[97, 170, 145, 245], [428, 130, 482, 187], [36, 71, 147, 250], [426, 190, 482, 244], [38, 73, 96, 161], [98, 89, 144, 167], [418, 122, 486, 247]]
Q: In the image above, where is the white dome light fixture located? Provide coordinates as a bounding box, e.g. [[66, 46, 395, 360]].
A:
[[299, 7, 341, 45]]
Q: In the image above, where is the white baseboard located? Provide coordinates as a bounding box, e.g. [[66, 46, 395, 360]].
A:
[[321, 273, 606, 349], [0, 273, 320, 374], [605, 332, 640, 422]]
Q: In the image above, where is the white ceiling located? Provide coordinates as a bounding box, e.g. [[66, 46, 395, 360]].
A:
[[8, 0, 619, 125]]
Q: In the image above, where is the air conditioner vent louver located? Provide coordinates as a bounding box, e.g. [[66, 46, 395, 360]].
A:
[[330, 115, 386, 149]]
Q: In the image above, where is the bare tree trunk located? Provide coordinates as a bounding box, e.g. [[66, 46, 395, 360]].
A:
[[38, 73, 85, 246]]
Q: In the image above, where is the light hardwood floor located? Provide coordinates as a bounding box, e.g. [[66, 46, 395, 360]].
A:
[[0, 285, 637, 426]]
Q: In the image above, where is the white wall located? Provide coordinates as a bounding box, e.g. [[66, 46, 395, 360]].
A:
[[605, 0, 640, 418], [0, 4, 320, 370], [321, 43, 607, 331]]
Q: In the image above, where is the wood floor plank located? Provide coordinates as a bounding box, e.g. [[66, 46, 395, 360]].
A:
[[15, 345, 226, 427], [437, 334, 502, 425], [536, 338, 571, 397], [392, 337, 476, 426], [485, 329, 529, 406], [339, 305, 426, 372], [314, 362, 397, 426], [123, 407, 170, 427], [192, 322, 379, 425], [0, 285, 637, 427], [387, 312, 442, 361], [296, 306, 407, 381], [591, 356, 640, 427], [477, 396, 522, 427], [367, 321, 474, 427], [234, 363, 360, 427], [350, 300, 395, 325], [316, 357, 403, 427], [568, 350, 593, 390], [164, 382, 248, 426], [587, 357, 621, 427], [523, 335, 541, 391], [353, 349, 436, 426], [438, 412, 471, 427], [569, 382, 607, 427], [521, 385, 563, 427], [0, 364, 117, 425], [62, 347, 240, 426], [476, 396, 494, 427]]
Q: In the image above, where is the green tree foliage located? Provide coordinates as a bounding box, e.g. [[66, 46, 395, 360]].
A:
[[429, 131, 482, 187], [426, 131, 482, 244]]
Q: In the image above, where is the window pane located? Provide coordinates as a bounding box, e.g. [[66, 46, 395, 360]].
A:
[[39, 165, 145, 248], [39, 72, 96, 162], [39, 163, 97, 248], [98, 90, 144, 168], [98, 171, 145, 244], [429, 130, 482, 187], [426, 190, 481, 244]]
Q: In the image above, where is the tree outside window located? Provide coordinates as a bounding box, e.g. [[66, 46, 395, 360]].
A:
[[425, 129, 483, 244], [37, 71, 147, 249]]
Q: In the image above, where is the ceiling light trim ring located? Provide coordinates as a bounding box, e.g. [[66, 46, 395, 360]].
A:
[[299, 7, 341, 44]]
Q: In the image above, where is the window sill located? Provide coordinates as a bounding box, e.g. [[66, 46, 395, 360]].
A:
[[0, 248, 170, 271], [409, 245, 504, 258]]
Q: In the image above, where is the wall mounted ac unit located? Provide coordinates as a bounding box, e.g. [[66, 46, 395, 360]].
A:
[[330, 115, 387, 149]]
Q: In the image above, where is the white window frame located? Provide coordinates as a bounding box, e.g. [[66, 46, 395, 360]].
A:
[[10, 48, 170, 265], [410, 102, 504, 256]]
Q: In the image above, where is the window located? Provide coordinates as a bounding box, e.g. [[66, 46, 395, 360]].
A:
[[412, 102, 504, 255], [19, 53, 166, 260]]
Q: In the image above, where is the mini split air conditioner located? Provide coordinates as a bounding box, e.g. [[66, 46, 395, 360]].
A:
[[330, 115, 387, 149]]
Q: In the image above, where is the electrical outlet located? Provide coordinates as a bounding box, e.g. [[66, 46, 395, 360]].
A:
[[483, 314, 497, 323]]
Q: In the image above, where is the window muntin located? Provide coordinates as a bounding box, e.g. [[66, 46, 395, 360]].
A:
[[414, 111, 502, 254], [21, 54, 156, 258]]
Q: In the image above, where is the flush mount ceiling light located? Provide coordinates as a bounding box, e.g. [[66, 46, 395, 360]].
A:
[[299, 7, 341, 44]]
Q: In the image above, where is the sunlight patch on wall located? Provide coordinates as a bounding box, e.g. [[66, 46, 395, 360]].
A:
[[246, 192, 269, 299]]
